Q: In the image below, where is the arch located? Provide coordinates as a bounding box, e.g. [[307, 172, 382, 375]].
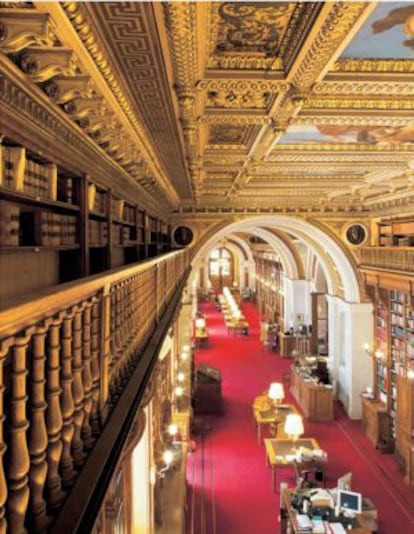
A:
[[190, 216, 361, 302]]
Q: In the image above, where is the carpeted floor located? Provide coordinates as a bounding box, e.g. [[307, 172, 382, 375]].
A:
[[186, 300, 414, 534]]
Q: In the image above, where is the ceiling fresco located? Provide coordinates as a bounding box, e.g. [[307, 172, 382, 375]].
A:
[[341, 2, 414, 59], [1, 1, 413, 214]]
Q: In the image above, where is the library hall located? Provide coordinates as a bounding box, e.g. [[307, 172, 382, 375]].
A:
[[1, 2, 414, 533]]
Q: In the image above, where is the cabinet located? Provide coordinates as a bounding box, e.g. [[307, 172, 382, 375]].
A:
[[290, 366, 333, 421], [0, 138, 172, 304], [378, 219, 414, 247], [361, 396, 392, 450]]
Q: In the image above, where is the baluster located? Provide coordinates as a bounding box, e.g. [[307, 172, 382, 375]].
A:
[[45, 318, 65, 509], [72, 305, 86, 467], [0, 339, 13, 534], [81, 303, 94, 450], [90, 299, 101, 436], [60, 311, 76, 487], [100, 285, 111, 425], [7, 331, 32, 533], [28, 324, 50, 532]]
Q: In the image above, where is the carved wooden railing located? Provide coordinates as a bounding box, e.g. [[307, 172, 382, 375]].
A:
[[0, 249, 190, 533], [359, 247, 414, 274]]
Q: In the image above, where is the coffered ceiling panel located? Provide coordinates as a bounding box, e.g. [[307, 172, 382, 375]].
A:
[[2, 1, 413, 215]]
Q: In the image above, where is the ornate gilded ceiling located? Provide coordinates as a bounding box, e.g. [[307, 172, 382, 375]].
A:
[[1, 1, 414, 215]]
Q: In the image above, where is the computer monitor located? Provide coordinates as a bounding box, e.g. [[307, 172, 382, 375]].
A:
[[337, 489, 362, 516], [337, 471, 352, 491]]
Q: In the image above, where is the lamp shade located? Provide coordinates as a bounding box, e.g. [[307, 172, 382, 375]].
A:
[[283, 414, 304, 439], [268, 382, 285, 403], [195, 317, 206, 329]]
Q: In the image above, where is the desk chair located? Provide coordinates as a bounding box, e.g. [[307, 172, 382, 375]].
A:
[[293, 459, 325, 489]]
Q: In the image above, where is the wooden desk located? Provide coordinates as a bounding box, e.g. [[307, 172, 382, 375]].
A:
[[253, 403, 299, 444], [291, 367, 333, 421], [264, 438, 320, 492], [195, 328, 208, 347], [226, 319, 249, 336], [280, 489, 373, 534]]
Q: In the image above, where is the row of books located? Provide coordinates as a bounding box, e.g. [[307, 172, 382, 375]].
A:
[[111, 224, 135, 245], [0, 201, 19, 246], [89, 220, 108, 247], [40, 213, 77, 246], [23, 159, 54, 200]]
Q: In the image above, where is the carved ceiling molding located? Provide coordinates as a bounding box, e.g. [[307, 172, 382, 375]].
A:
[[200, 115, 268, 125], [163, 2, 198, 87], [332, 59, 414, 74], [60, 2, 177, 206], [0, 69, 161, 214], [271, 144, 414, 153], [267, 153, 411, 163], [292, 116, 414, 128], [290, 2, 370, 89], [250, 174, 365, 183], [305, 98, 414, 110], [198, 79, 289, 91], [313, 81, 414, 96]]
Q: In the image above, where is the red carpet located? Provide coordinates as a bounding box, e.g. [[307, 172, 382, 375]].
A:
[[186, 300, 414, 533]]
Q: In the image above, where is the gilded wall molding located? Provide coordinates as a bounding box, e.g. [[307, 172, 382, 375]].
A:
[[271, 143, 414, 153]]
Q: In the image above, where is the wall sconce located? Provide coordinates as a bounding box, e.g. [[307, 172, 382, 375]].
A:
[[363, 343, 384, 359], [408, 368, 414, 380], [175, 386, 184, 397], [168, 423, 182, 444], [177, 372, 185, 383], [268, 382, 285, 407], [152, 449, 174, 482]]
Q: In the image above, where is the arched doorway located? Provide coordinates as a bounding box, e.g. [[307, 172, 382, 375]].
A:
[[208, 246, 233, 291]]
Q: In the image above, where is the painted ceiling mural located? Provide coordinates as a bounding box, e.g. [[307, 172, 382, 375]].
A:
[[279, 125, 414, 146], [342, 2, 414, 59]]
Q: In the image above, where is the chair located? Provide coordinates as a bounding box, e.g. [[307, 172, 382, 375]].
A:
[[293, 459, 325, 489]]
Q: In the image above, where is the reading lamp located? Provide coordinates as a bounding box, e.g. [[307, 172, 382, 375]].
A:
[[284, 414, 304, 449], [195, 316, 206, 330], [268, 382, 285, 408]]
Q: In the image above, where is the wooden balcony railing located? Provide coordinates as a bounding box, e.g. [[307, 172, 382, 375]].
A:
[[0, 249, 190, 533], [359, 247, 414, 274]]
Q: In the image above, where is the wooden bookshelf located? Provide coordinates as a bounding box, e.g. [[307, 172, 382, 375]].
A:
[[0, 138, 173, 302], [363, 272, 414, 485], [378, 219, 414, 247]]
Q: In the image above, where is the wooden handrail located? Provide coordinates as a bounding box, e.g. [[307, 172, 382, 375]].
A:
[[0, 249, 191, 533]]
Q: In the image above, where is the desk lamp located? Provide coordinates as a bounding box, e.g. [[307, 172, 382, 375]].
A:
[[284, 414, 304, 450], [268, 382, 285, 409], [195, 317, 206, 330]]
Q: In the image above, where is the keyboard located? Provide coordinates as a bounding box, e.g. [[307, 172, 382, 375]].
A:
[[328, 523, 346, 534]]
